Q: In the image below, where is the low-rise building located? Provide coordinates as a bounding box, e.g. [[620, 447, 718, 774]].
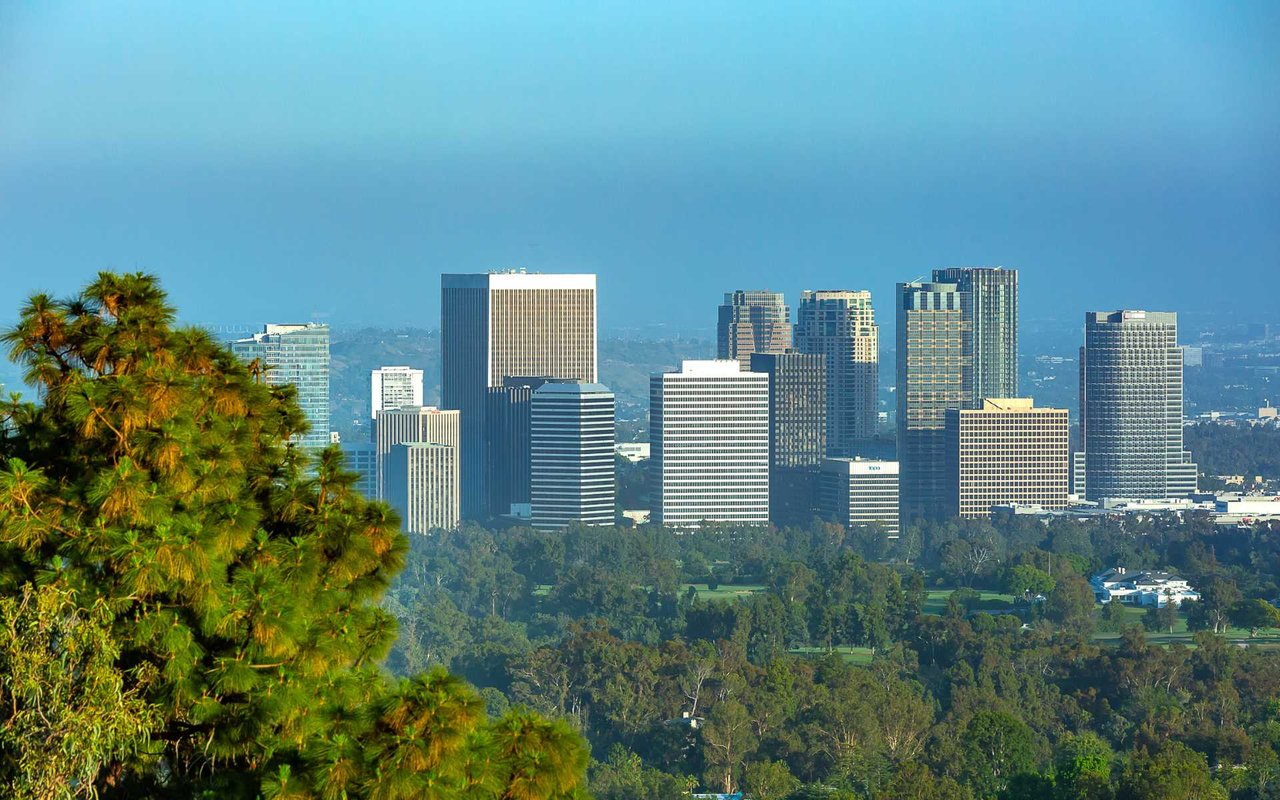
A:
[[1091, 567, 1200, 608]]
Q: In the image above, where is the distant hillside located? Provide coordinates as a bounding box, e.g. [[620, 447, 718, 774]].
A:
[[328, 328, 711, 444]]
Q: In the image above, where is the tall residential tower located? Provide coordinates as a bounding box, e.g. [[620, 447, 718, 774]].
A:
[[794, 290, 879, 455], [232, 323, 330, 452]]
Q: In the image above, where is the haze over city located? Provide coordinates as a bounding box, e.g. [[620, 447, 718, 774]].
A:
[[3, 2, 1278, 328]]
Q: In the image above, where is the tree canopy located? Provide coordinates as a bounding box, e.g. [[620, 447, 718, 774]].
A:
[[0, 272, 587, 799]]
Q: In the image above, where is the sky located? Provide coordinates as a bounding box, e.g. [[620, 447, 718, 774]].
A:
[[1, 1, 1277, 333]]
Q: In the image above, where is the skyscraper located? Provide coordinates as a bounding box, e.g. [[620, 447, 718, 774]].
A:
[[371, 366, 424, 423], [650, 360, 769, 527], [932, 267, 1019, 403], [441, 271, 597, 517], [750, 351, 826, 526], [384, 443, 459, 533], [717, 290, 792, 369], [794, 290, 879, 455], [530, 382, 616, 529], [944, 398, 1069, 518], [897, 268, 1019, 520], [232, 323, 330, 451], [373, 406, 460, 499], [896, 281, 966, 519], [485, 376, 555, 517], [1081, 310, 1197, 501]]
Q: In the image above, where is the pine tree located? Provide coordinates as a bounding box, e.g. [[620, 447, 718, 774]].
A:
[[0, 272, 587, 799]]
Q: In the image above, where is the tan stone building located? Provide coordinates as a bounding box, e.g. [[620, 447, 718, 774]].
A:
[[385, 443, 459, 533], [944, 398, 1069, 518], [373, 406, 460, 499]]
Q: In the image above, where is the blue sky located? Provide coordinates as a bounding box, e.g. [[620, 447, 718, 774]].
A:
[[1, 2, 1277, 331]]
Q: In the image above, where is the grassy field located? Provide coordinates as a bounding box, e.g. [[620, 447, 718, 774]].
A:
[[788, 645, 875, 666], [681, 583, 767, 602], [922, 588, 1017, 615]]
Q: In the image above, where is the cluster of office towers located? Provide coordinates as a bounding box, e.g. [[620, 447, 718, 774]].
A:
[[229, 266, 1196, 535]]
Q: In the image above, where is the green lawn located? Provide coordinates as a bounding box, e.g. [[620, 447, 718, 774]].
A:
[[922, 589, 1017, 616], [681, 583, 767, 602], [788, 645, 875, 666], [1093, 604, 1280, 648]]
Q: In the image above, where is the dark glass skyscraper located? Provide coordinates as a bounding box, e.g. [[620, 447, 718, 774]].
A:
[[485, 376, 554, 517], [1081, 310, 1197, 501], [896, 282, 966, 520], [932, 267, 1019, 404], [750, 351, 826, 526], [717, 290, 792, 369]]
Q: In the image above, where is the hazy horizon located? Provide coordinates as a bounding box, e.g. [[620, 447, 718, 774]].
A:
[[3, 2, 1277, 329]]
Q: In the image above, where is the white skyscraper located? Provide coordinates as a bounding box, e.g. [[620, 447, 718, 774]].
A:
[[371, 366, 424, 421], [530, 382, 616, 529], [649, 360, 770, 527], [373, 406, 461, 499]]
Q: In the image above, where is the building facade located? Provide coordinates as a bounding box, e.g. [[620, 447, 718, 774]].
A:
[[530, 382, 616, 528], [341, 441, 377, 498], [795, 290, 879, 455], [441, 271, 597, 517], [819, 459, 900, 537], [717, 290, 792, 369], [650, 360, 770, 526], [1081, 310, 1197, 501], [371, 366, 424, 428], [373, 406, 461, 499], [485, 377, 555, 517], [944, 398, 1069, 518], [896, 281, 967, 520], [932, 267, 1019, 403], [232, 323, 330, 451], [750, 351, 826, 526], [384, 443, 459, 533]]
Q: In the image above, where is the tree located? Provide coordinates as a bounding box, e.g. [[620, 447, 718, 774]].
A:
[[1143, 602, 1179, 635], [0, 583, 157, 799], [1045, 574, 1097, 635], [1229, 599, 1280, 638], [959, 710, 1039, 799], [1191, 579, 1242, 635], [701, 699, 757, 795], [743, 759, 800, 800], [1117, 741, 1227, 800], [0, 273, 588, 799], [1052, 732, 1113, 800], [1003, 565, 1055, 599]]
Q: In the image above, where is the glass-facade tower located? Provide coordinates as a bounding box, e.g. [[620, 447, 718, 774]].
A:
[[717, 290, 792, 369], [794, 290, 879, 455], [232, 323, 330, 452]]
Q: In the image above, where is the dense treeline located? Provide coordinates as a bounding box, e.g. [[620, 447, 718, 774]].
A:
[[1187, 422, 1280, 481], [384, 513, 1280, 798]]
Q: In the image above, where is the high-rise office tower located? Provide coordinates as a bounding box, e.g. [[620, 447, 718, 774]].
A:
[[650, 360, 769, 527], [944, 399, 1069, 518], [341, 441, 377, 498], [485, 377, 555, 517], [819, 459, 900, 537], [232, 323, 330, 451], [896, 281, 966, 519], [750, 351, 826, 526], [932, 267, 1019, 403], [794, 290, 879, 455], [530, 382, 616, 529], [371, 366, 424, 423], [1081, 311, 1197, 501], [373, 406, 460, 499], [441, 271, 597, 517], [717, 290, 792, 369], [384, 443, 459, 533]]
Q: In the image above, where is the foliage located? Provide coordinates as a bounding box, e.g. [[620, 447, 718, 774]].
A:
[[0, 273, 587, 799]]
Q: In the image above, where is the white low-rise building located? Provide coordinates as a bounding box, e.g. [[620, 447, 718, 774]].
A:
[[1091, 567, 1201, 608]]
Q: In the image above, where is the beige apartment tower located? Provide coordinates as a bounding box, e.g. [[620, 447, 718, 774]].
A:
[[795, 290, 879, 455], [384, 443, 460, 533], [441, 272, 598, 517], [373, 406, 461, 499], [717, 290, 792, 369], [944, 398, 1069, 518]]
